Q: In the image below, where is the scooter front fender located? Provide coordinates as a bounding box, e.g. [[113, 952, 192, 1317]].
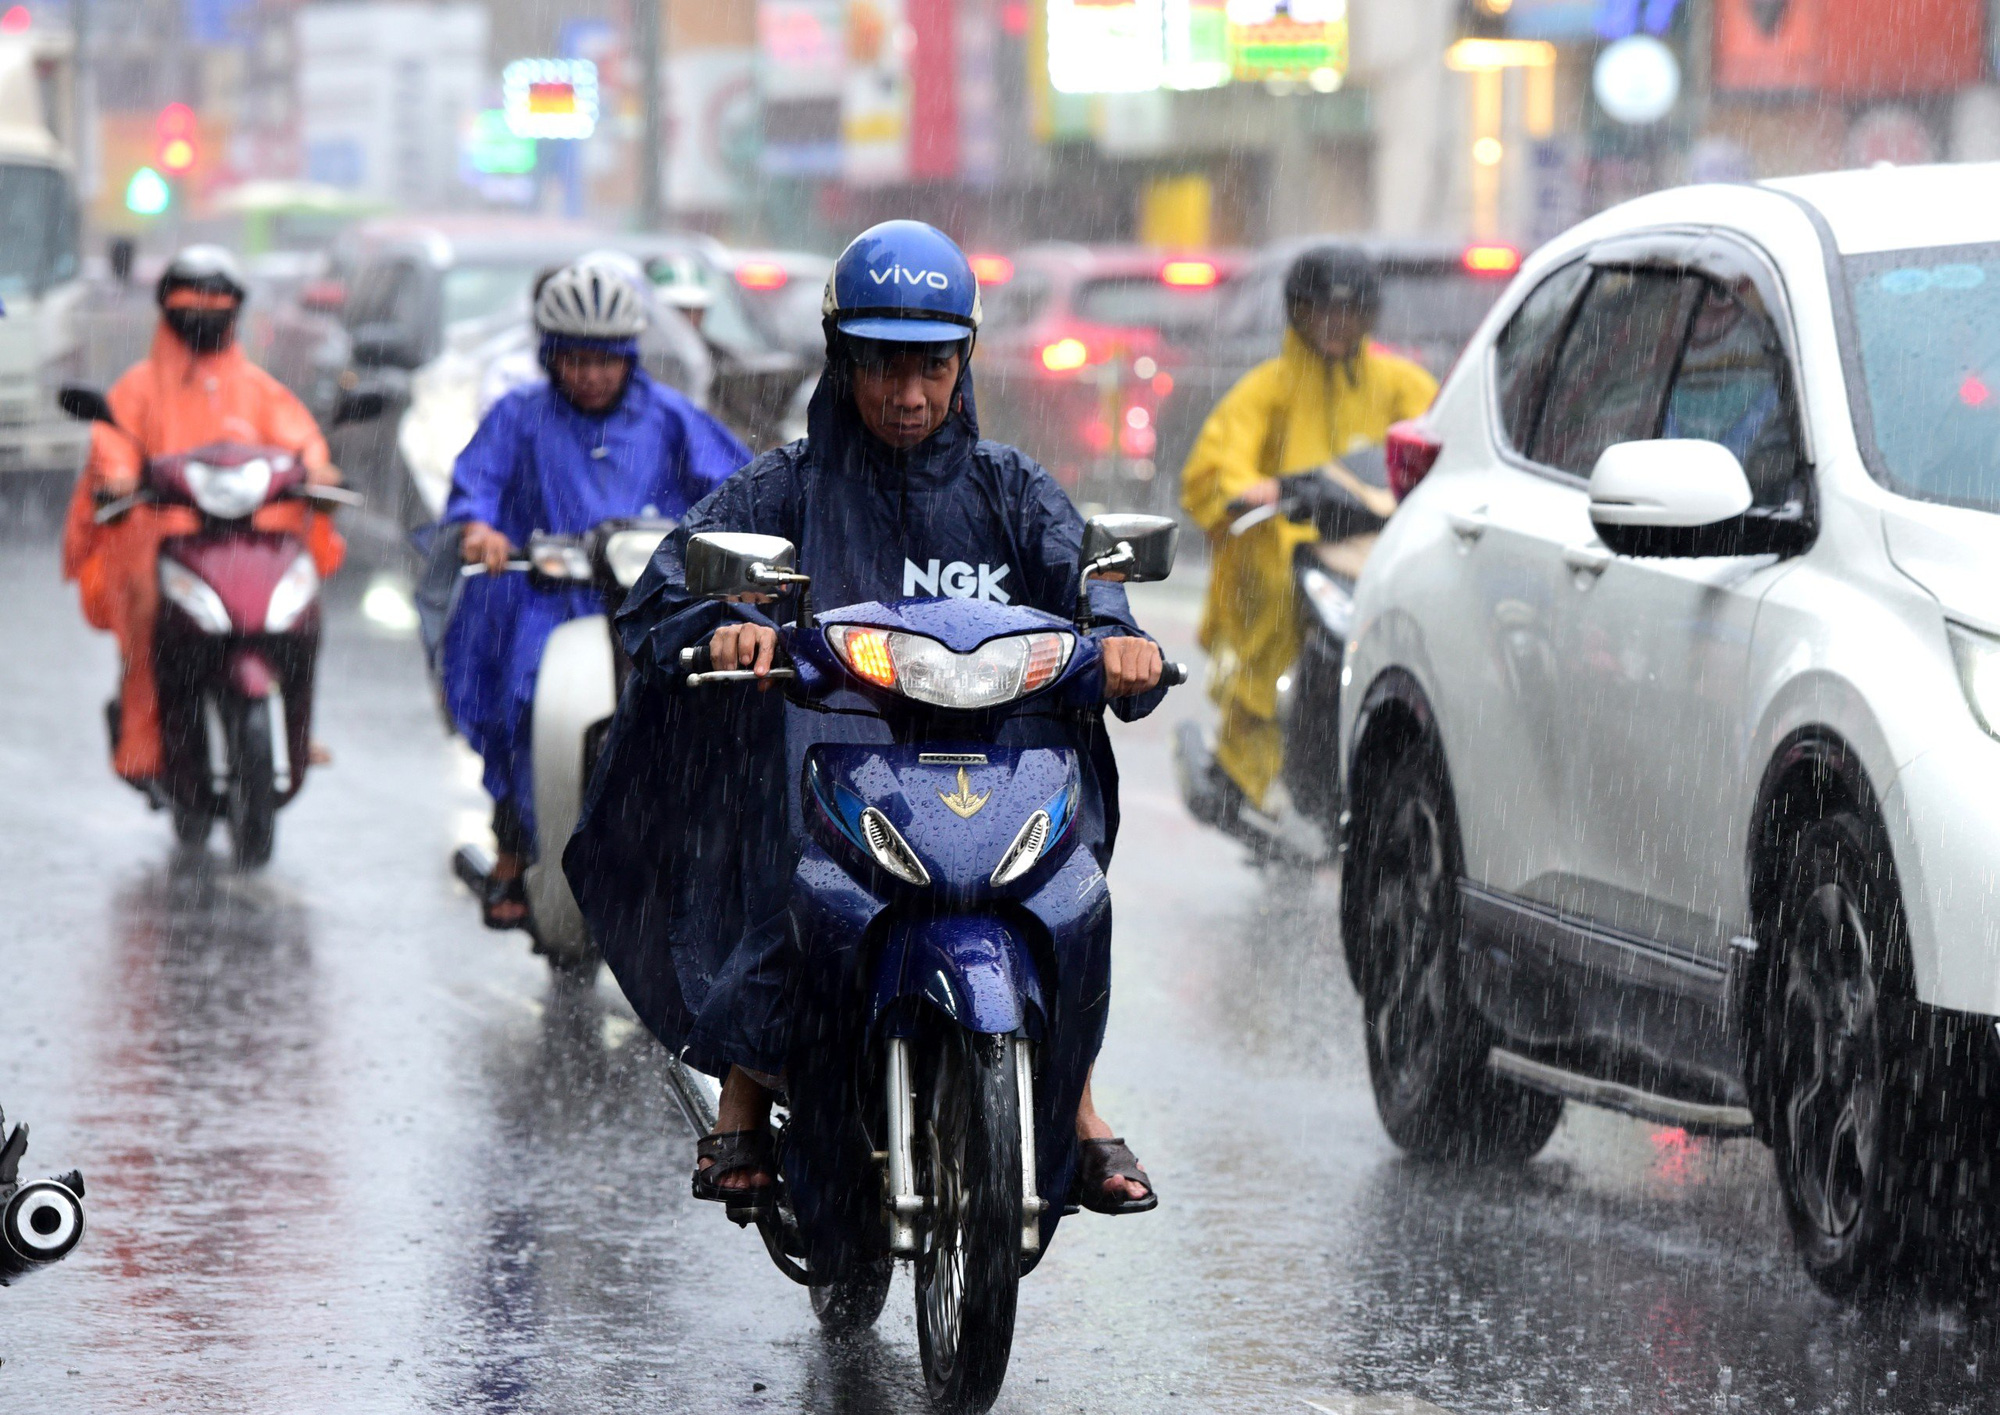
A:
[[872, 915, 1044, 1037], [526, 613, 617, 955]]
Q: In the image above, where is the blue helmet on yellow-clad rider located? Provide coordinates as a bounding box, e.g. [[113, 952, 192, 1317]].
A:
[[822, 219, 982, 346]]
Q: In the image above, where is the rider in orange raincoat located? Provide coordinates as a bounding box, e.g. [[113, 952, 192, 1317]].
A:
[[61, 246, 344, 787]]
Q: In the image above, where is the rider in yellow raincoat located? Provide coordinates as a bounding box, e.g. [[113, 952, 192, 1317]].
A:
[[1180, 246, 1436, 824]]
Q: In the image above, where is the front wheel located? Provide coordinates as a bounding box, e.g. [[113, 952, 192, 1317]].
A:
[[810, 1256, 893, 1335], [227, 697, 278, 869], [913, 1029, 1021, 1414], [1348, 737, 1561, 1163]]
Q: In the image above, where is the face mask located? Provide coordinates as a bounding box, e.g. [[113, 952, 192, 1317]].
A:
[[163, 306, 238, 354]]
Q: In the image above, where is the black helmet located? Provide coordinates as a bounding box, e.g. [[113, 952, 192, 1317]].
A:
[[1283, 244, 1380, 325], [156, 244, 246, 307]]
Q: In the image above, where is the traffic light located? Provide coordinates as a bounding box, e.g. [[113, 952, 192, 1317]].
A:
[[154, 103, 197, 177]]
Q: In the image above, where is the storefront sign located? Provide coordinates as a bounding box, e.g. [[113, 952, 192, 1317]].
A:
[[1048, 0, 1165, 93], [1225, 0, 1347, 83], [502, 59, 598, 140]]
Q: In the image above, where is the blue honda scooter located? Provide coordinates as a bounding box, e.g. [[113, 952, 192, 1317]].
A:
[[668, 513, 1182, 1413]]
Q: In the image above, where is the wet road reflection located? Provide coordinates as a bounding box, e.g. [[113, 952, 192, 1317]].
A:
[[2, 538, 1999, 1412]]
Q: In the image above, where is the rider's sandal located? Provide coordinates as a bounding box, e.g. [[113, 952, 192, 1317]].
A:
[[480, 872, 530, 932], [1074, 1138, 1159, 1216], [692, 1129, 777, 1222]]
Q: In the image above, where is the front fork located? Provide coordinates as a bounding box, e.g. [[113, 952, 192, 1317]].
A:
[[883, 1035, 1045, 1259]]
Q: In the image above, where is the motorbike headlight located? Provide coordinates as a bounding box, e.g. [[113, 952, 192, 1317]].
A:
[[603, 528, 672, 589], [184, 458, 275, 520], [827, 627, 1074, 709], [158, 556, 232, 634], [1949, 622, 2000, 739], [264, 552, 321, 633]]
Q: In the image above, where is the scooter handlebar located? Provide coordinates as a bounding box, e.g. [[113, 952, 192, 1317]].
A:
[[1160, 661, 1189, 688]]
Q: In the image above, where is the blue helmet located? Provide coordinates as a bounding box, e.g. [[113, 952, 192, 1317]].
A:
[[822, 220, 982, 345]]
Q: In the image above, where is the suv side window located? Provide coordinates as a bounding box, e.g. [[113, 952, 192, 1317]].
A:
[[1663, 277, 1802, 506], [1532, 267, 1701, 477], [1493, 261, 1589, 452]]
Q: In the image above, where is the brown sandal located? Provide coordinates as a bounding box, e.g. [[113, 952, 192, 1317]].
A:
[[1074, 1137, 1158, 1215], [692, 1129, 776, 1216]]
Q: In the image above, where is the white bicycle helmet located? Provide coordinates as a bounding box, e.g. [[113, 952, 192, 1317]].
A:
[[534, 260, 649, 341]]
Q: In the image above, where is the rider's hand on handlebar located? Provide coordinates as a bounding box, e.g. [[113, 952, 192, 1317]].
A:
[[461, 521, 513, 574], [98, 469, 140, 498], [1101, 636, 1163, 698], [306, 460, 344, 487], [710, 622, 782, 691], [1231, 477, 1283, 512]]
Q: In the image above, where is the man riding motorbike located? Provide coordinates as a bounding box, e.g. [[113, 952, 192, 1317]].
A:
[[566, 220, 1162, 1214], [61, 245, 345, 791], [441, 260, 750, 930], [1177, 244, 1437, 847]]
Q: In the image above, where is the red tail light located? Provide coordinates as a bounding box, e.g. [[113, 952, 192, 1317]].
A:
[[969, 253, 1014, 285], [735, 261, 788, 291], [1386, 420, 1442, 501]]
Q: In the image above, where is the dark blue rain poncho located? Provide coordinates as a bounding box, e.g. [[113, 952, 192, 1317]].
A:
[[565, 359, 1165, 1081], [439, 369, 750, 842]]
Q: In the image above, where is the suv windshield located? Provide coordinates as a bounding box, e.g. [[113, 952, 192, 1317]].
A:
[[443, 263, 546, 326], [1846, 243, 2000, 510]]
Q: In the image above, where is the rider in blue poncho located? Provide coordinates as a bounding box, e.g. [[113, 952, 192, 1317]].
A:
[[442, 260, 750, 929], [566, 222, 1162, 1216]]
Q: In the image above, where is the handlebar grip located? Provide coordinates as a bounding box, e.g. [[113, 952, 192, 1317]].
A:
[[1160, 661, 1189, 689], [678, 643, 714, 676]]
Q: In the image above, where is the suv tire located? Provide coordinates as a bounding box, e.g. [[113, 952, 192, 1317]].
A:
[[1349, 736, 1562, 1163], [1766, 811, 2000, 1299]]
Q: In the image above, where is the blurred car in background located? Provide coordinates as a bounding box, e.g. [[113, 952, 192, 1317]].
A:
[[973, 243, 1242, 513], [1157, 238, 1522, 491], [728, 248, 834, 360], [310, 221, 815, 546]]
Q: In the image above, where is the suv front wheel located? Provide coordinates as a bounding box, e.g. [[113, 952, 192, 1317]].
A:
[[1348, 736, 1562, 1163], [1766, 812, 1999, 1298]]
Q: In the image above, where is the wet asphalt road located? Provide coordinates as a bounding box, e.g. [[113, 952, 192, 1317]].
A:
[[3, 527, 1999, 1415]]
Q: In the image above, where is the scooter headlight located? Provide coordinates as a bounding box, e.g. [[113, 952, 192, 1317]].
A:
[[184, 458, 274, 520], [264, 551, 321, 633], [158, 556, 232, 634], [528, 538, 592, 581], [827, 627, 1074, 709], [603, 528, 672, 588]]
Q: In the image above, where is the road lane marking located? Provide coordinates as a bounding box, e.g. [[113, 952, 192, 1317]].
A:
[[1303, 1396, 1456, 1415]]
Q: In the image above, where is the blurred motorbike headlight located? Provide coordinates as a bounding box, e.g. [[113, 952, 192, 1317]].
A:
[[603, 528, 672, 589], [184, 458, 273, 520], [827, 627, 1074, 709], [1949, 622, 2000, 739], [264, 552, 321, 633], [158, 556, 232, 634]]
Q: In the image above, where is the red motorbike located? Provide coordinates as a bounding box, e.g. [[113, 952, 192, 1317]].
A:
[[61, 386, 376, 866]]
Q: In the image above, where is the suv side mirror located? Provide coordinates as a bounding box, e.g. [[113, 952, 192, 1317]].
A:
[[1080, 513, 1180, 584], [685, 532, 801, 599], [1588, 440, 1754, 557], [350, 321, 422, 370]]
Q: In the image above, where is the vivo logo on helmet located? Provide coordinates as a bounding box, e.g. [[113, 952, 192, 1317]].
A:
[[870, 264, 952, 291]]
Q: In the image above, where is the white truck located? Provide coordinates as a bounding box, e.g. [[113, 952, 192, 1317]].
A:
[[0, 30, 85, 483]]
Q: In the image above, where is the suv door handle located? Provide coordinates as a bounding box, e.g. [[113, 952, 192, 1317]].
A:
[[1562, 543, 1613, 578], [1446, 508, 1489, 544]]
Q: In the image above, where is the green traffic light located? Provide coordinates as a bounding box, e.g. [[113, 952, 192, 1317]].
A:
[[125, 166, 170, 216]]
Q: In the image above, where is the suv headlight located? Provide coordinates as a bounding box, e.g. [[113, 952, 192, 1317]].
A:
[[1949, 622, 2000, 739], [159, 556, 232, 634], [827, 626, 1074, 709]]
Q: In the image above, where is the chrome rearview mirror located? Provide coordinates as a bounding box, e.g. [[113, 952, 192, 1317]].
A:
[[1080, 513, 1180, 584], [684, 532, 808, 600]]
